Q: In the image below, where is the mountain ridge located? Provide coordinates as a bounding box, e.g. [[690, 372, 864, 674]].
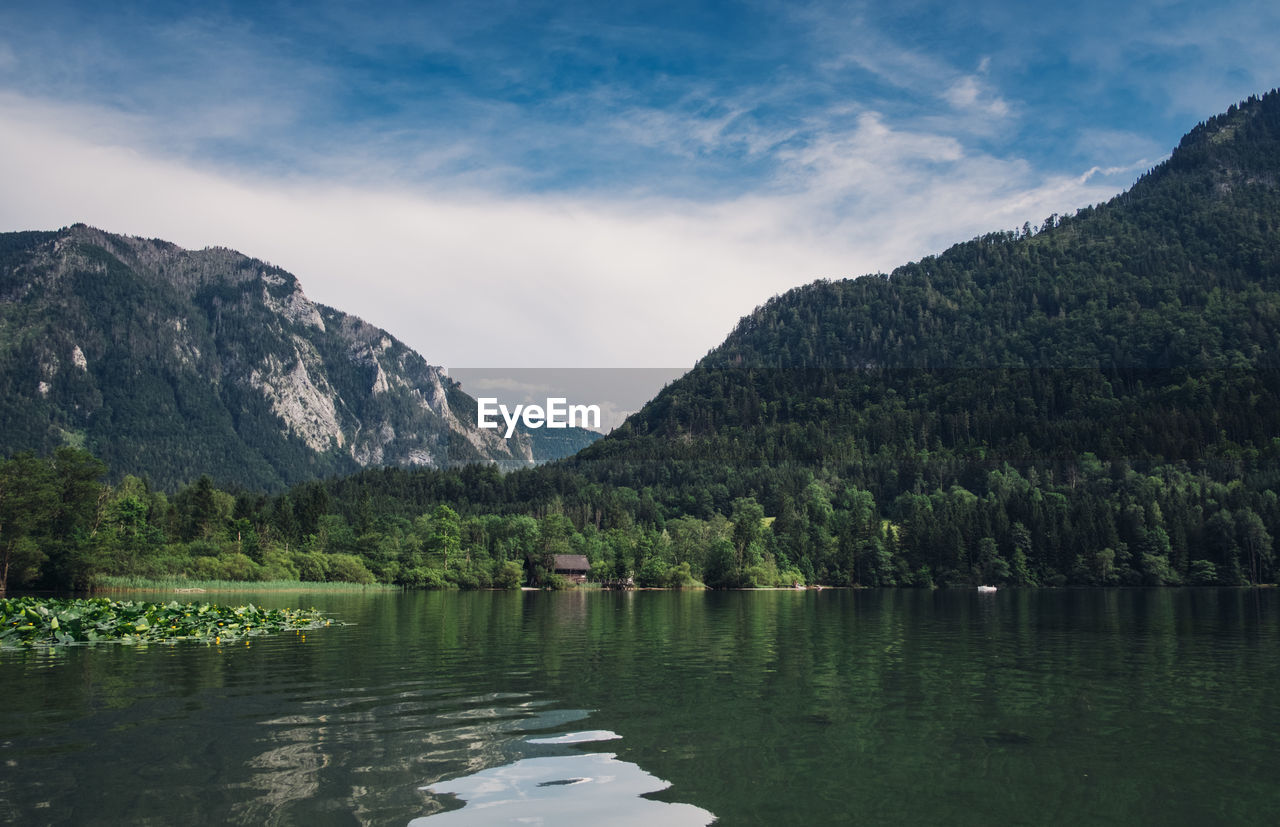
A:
[[516, 90, 1280, 589], [0, 224, 599, 490], [6, 91, 1280, 591]]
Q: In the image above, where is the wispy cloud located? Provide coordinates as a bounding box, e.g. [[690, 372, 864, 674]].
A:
[[0, 0, 1270, 374], [943, 75, 1009, 119], [0, 90, 1127, 371]]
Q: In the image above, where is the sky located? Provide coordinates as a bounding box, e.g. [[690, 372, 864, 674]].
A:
[[1, 0, 1277, 390]]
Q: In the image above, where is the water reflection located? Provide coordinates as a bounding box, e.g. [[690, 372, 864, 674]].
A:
[[413, 731, 715, 826], [2, 589, 1276, 824], [233, 692, 593, 824]]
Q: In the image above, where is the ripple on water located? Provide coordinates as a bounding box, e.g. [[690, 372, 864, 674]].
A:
[[231, 691, 603, 824]]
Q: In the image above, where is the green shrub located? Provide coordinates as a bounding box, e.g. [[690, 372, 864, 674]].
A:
[[369, 560, 400, 584], [912, 565, 934, 589], [192, 556, 226, 580], [446, 568, 480, 590], [663, 562, 696, 589], [187, 539, 224, 558], [259, 547, 301, 581], [589, 560, 613, 582], [1141, 553, 1181, 586], [1187, 560, 1219, 585], [292, 551, 329, 582], [219, 553, 262, 581], [743, 565, 770, 588], [400, 567, 452, 589], [493, 561, 524, 589], [324, 554, 376, 585], [778, 568, 806, 587], [636, 558, 669, 587]]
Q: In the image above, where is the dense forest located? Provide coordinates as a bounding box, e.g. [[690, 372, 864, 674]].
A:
[[4, 92, 1280, 593], [1, 440, 1274, 596]]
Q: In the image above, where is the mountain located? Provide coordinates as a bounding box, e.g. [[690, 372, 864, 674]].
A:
[[501, 91, 1280, 585], [7, 92, 1278, 592], [7, 93, 1280, 591], [0, 226, 598, 490], [577, 90, 1280, 475]]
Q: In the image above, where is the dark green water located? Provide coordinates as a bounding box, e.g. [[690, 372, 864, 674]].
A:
[[1, 588, 1277, 825]]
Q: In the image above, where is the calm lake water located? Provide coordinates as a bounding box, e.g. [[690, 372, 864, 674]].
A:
[[1, 588, 1278, 825]]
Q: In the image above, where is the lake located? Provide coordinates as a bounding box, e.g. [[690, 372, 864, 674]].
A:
[[1, 588, 1278, 824]]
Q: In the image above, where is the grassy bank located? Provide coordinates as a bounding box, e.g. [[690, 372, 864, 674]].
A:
[[92, 575, 399, 594]]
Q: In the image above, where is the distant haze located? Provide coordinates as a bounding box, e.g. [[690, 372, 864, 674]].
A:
[[450, 368, 688, 433]]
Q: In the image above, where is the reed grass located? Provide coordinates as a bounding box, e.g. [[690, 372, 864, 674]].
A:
[[92, 575, 398, 593]]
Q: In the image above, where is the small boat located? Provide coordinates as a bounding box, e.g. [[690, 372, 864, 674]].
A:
[[977, 585, 997, 593]]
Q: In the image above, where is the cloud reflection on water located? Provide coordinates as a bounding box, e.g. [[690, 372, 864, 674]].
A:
[[412, 731, 714, 826]]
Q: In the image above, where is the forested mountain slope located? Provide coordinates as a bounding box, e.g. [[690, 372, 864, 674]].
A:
[[7, 93, 1279, 592], [532, 90, 1280, 585], [280, 92, 1280, 591], [584, 91, 1280, 473], [0, 226, 597, 491]]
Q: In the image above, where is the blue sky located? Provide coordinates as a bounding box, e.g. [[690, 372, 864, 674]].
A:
[[1, 0, 1277, 375]]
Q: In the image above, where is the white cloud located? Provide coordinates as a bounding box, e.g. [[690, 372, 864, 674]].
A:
[[812, 17, 1014, 135], [0, 92, 1131, 373], [825, 30, 951, 94], [609, 104, 754, 158], [943, 75, 1010, 118]]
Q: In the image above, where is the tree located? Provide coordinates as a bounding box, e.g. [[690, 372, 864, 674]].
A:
[[0, 454, 57, 596], [494, 560, 524, 589], [1139, 526, 1179, 585], [424, 505, 462, 569], [1204, 510, 1242, 583], [703, 537, 741, 589], [974, 537, 1010, 584], [44, 447, 108, 590], [731, 497, 765, 571], [1235, 508, 1273, 584], [1009, 522, 1036, 586], [173, 475, 231, 542]]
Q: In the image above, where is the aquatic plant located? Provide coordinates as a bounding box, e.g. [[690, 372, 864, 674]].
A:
[[0, 597, 332, 648]]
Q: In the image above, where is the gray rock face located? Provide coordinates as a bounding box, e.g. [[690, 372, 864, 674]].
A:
[[0, 224, 596, 490]]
